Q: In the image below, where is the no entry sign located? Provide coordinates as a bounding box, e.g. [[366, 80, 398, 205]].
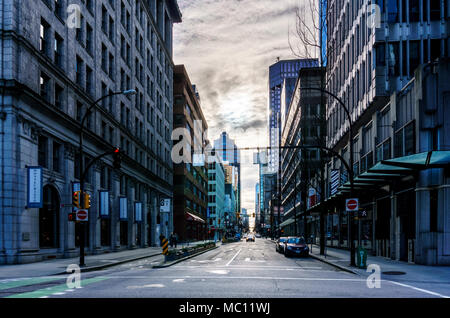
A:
[[346, 199, 359, 212], [76, 209, 89, 221]]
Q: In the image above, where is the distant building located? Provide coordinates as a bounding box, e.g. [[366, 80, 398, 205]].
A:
[[173, 65, 208, 241], [207, 155, 225, 241]]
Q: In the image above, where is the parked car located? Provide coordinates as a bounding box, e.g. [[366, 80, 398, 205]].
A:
[[275, 237, 288, 253], [246, 234, 255, 242], [284, 237, 309, 257]]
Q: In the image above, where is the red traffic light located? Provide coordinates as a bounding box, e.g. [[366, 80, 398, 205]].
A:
[[114, 148, 120, 153]]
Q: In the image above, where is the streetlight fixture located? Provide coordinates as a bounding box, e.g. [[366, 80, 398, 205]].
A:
[[78, 89, 136, 267]]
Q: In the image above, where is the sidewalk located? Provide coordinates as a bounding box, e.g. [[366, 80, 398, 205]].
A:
[[309, 244, 450, 283], [0, 240, 214, 279]]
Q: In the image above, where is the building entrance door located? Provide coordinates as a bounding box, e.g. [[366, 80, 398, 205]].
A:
[[39, 185, 60, 248]]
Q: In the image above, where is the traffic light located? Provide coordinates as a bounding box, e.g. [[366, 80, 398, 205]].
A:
[[83, 192, 91, 209], [68, 212, 76, 222], [72, 191, 81, 209], [113, 148, 121, 169]]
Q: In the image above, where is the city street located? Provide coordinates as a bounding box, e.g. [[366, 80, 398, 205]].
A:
[[1, 239, 448, 298]]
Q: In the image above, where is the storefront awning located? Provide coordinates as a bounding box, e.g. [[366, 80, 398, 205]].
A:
[[380, 151, 450, 169], [326, 151, 450, 202], [186, 212, 206, 224]]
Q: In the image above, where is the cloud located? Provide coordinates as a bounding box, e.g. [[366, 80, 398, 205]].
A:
[[174, 0, 300, 212]]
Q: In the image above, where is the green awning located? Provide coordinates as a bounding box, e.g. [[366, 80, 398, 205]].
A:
[[381, 151, 450, 169]]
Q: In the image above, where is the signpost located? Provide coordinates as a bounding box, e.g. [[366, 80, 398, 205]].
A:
[[76, 209, 89, 222], [346, 198, 359, 212], [160, 198, 171, 212]]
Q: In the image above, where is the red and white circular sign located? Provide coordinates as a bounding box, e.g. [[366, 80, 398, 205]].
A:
[[346, 199, 359, 212], [76, 210, 89, 221]]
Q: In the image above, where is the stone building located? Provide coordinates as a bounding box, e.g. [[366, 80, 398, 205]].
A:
[[0, 0, 181, 264]]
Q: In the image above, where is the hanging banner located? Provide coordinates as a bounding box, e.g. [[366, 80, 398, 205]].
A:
[[135, 202, 142, 223], [27, 167, 43, 208], [330, 169, 340, 196], [99, 191, 109, 217], [119, 197, 128, 220]]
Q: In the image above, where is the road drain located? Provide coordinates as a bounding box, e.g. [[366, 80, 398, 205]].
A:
[[382, 271, 406, 275]]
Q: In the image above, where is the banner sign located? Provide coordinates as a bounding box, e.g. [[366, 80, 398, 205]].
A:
[[330, 169, 340, 196], [99, 191, 109, 217], [119, 197, 128, 220], [27, 167, 43, 208], [135, 202, 142, 222]]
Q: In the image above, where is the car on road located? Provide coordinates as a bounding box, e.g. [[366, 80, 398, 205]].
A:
[[246, 234, 255, 242], [284, 237, 309, 257], [255, 233, 261, 238], [275, 237, 288, 253]]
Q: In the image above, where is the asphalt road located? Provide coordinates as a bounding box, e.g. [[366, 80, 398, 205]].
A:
[[1, 238, 447, 298]]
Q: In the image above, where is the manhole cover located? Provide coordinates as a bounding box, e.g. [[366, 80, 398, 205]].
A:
[[382, 271, 406, 275]]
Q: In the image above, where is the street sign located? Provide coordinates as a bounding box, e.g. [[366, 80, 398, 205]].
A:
[[346, 198, 359, 212], [76, 209, 89, 221], [160, 198, 170, 212]]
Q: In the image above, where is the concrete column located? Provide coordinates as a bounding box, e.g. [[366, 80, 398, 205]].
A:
[[390, 192, 398, 260], [372, 201, 377, 256]]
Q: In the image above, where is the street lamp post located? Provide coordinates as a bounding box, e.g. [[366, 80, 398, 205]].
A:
[[78, 90, 136, 266]]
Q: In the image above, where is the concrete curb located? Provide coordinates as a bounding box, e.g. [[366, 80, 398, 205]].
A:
[[152, 246, 219, 268], [309, 253, 359, 275], [53, 252, 163, 275]]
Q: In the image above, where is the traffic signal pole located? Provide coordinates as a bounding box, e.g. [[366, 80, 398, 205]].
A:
[[77, 91, 133, 267]]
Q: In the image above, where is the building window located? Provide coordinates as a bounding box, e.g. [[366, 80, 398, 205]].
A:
[[54, 33, 63, 68], [40, 73, 50, 101], [76, 56, 83, 86], [86, 66, 93, 95], [394, 121, 415, 158], [76, 14, 84, 43], [53, 141, 61, 173], [38, 136, 48, 168], [40, 19, 50, 55], [54, 83, 64, 109], [86, 24, 93, 55], [54, 0, 64, 19]]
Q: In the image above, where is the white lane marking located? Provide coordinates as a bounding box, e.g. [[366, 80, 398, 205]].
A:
[[208, 270, 229, 275], [226, 249, 242, 266], [127, 284, 165, 289], [388, 281, 449, 298], [39, 296, 49, 298], [52, 292, 66, 296], [113, 276, 367, 282], [172, 279, 185, 283], [214, 258, 222, 262]]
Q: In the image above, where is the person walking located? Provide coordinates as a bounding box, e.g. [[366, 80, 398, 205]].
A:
[[169, 233, 174, 248], [174, 233, 178, 248]]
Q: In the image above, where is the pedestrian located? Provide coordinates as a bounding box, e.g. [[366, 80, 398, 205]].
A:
[[169, 233, 174, 248], [174, 233, 178, 248]]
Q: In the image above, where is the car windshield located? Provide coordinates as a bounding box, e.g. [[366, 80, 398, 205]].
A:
[[280, 238, 287, 242], [287, 237, 306, 244]]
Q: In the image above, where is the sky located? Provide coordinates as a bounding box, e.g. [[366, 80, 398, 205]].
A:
[[173, 0, 304, 215]]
